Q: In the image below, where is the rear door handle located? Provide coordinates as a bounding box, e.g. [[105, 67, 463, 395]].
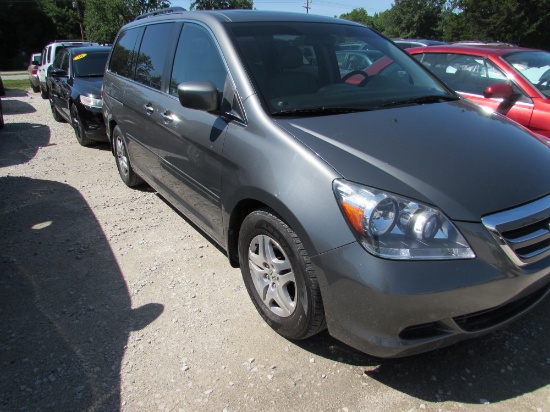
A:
[[144, 103, 154, 115]]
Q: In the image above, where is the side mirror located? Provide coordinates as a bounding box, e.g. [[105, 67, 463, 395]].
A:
[[484, 83, 513, 100], [177, 81, 219, 112], [49, 68, 67, 78]]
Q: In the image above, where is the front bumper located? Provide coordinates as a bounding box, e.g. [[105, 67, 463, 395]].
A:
[[79, 105, 108, 142], [312, 221, 550, 358]]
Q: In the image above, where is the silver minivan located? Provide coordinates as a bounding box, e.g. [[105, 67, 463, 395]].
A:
[[103, 8, 550, 357]]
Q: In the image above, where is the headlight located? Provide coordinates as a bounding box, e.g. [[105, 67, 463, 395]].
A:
[[333, 179, 475, 260], [80, 95, 103, 108]]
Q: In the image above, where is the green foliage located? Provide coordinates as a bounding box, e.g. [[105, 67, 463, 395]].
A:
[[340, 8, 375, 26], [84, 0, 171, 44], [0, 1, 55, 69], [341, 0, 550, 50], [37, 0, 84, 40], [190, 0, 253, 10]]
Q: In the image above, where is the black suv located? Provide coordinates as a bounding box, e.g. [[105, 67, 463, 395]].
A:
[[48, 45, 111, 146]]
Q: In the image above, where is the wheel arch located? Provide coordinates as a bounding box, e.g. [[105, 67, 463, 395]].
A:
[[226, 192, 314, 270]]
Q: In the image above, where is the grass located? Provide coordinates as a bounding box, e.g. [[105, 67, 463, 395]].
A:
[[2, 79, 31, 91]]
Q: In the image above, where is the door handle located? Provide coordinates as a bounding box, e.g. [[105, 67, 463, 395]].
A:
[[144, 103, 154, 115], [161, 111, 173, 123]]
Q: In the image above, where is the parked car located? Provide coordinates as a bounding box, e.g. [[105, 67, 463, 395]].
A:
[[393, 38, 449, 49], [0, 98, 4, 129], [0, 75, 5, 96], [453, 41, 516, 47], [38, 40, 98, 99], [48, 45, 111, 146], [103, 8, 550, 358], [28, 52, 42, 92], [336, 49, 384, 73], [408, 45, 550, 138]]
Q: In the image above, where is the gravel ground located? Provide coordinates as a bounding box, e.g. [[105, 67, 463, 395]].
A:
[[1, 89, 549, 412]]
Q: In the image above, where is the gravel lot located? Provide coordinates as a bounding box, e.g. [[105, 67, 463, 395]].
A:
[[1, 89, 550, 412]]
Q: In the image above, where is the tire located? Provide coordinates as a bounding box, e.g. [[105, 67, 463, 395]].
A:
[[238, 208, 326, 340], [113, 125, 144, 187], [71, 104, 93, 146], [49, 92, 64, 122], [40, 84, 48, 99], [31, 83, 40, 93]]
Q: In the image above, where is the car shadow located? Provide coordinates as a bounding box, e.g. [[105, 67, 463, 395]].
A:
[[296, 297, 550, 404], [1, 94, 35, 114], [0, 176, 163, 410], [0, 122, 50, 166], [2, 89, 29, 98]]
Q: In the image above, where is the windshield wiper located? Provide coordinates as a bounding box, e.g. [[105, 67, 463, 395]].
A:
[[273, 107, 370, 116], [381, 94, 459, 108]]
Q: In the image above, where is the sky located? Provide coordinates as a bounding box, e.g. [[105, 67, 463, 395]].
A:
[[170, 1, 394, 18]]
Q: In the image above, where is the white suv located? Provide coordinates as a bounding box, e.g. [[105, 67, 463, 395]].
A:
[[37, 40, 97, 98]]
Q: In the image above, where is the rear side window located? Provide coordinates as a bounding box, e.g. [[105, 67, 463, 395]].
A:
[[110, 27, 141, 78], [135, 23, 176, 90]]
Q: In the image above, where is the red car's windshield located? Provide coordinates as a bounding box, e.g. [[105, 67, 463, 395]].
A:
[[502, 51, 550, 98]]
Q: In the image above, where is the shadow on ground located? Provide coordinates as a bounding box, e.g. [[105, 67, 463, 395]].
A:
[[296, 295, 550, 404], [0, 176, 163, 411]]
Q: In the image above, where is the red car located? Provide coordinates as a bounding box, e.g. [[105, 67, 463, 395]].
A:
[[408, 45, 550, 138]]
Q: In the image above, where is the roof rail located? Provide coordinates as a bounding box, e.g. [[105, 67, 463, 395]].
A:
[[134, 7, 186, 21]]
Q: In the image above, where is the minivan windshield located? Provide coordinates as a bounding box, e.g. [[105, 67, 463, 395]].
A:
[[228, 22, 455, 116]]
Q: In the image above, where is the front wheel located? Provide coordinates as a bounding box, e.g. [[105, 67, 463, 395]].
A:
[[238, 208, 326, 340], [40, 84, 48, 99], [49, 92, 64, 122], [113, 125, 143, 187], [71, 104, 93, 146]]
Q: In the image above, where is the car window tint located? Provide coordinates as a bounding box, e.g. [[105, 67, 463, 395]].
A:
[[170, 23, 227, 96], [135, 23, 175, 90], [229, 22, 447, 114], [60, 53, 69, 72], [74, 51, 110, 77], [52, 50, 64, 69], [110, 27, 142, 79]]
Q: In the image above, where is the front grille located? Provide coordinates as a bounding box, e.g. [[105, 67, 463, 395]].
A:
[[482, 194, 550, 266]]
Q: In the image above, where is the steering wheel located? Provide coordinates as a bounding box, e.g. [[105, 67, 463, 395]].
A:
[[342, 70, 369, 84]]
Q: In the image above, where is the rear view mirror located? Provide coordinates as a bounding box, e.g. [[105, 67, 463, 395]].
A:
[[177, 81, 219, 112], [484, 83, 513, 100], [49, 68, 67, 78]]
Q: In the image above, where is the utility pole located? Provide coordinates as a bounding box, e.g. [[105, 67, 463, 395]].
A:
[[303, 0, 311, 14]]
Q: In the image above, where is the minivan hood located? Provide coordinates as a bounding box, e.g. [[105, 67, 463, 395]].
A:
[[277, 100, 550, 221]]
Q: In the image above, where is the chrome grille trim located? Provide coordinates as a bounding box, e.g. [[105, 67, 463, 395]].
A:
[[482, 194, 550, 267]]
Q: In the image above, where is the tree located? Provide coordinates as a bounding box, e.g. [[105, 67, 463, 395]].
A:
[[84, 0, 170, 44], [37, 0, 84, 40], [379, 0, 446, 39], [0, 1, 55, 69], [190, 0, 253, 10], [340, 8, 375, 27], [452, 0, 550, 48]]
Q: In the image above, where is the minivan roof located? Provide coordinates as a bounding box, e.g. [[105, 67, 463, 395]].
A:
[[128, 8, 360, 27]]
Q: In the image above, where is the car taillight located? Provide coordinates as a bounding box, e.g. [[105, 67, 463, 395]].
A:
[[32, 67, 38, 75]]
